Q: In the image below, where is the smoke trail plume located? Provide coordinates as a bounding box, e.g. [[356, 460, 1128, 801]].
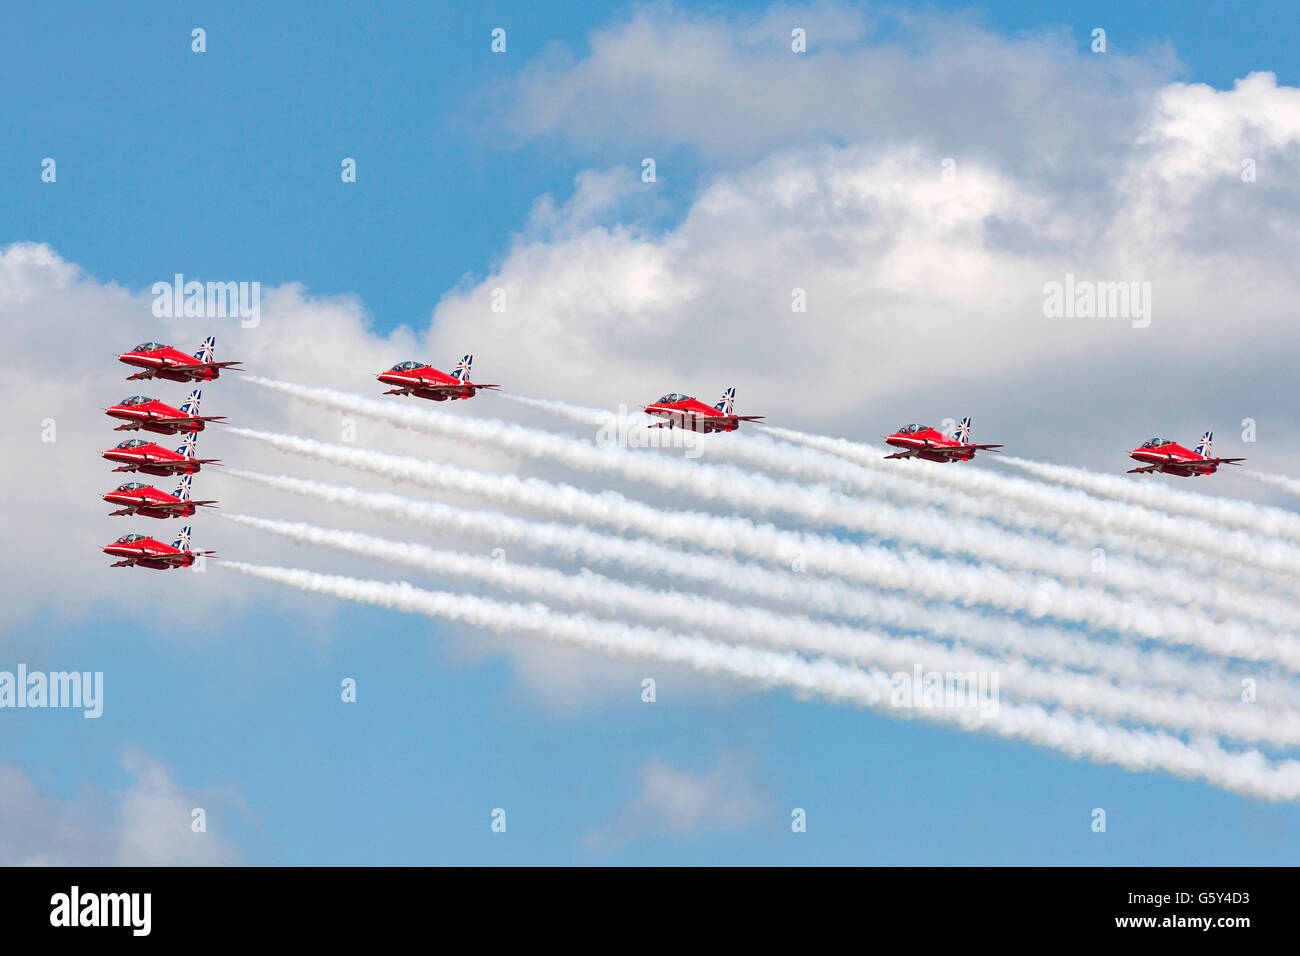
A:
[[223, 468, 1278, 705], [220, 560, 1300, 802], [223, 512, 1300, 746], [224, 428, 1300, 667]]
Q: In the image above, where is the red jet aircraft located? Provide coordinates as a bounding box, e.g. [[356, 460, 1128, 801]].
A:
[[105, 388, 225, 435], [642, 387, 763, 433], [102, 525, 215, 569], [377, 355, 498, 401], [884, 418, 1003, 462], [118, 336, 241, 382], [103, 475, 217, 518], [1127, 432, 1246, 476], [102, 432, 219, 476]]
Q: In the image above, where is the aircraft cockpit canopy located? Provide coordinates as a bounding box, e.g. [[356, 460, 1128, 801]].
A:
[[115, 439, 149, 449], [657, 393, 692, 403], [389, 361, 426, 372], [898, 424, 930, 434], [119, 396, 153, 406], [1141, 438, 1172, 448], [115, 482, 148, 491], [114, 534, 147, 544], [132, 342, 166, 352]]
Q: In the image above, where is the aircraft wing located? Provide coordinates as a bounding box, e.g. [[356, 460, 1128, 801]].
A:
[[1205, 457, 1247, 466], [156, 499, 217, 514], [1126, 464, 1163, 473], [949, 443, 1004, 453], [154, 550, 212, 566], [727, 415, 765, 423], [388, 380, 499, 395], [385, 382, 459, 395], [154, 457, 221, 470], [126, 361, 241, 381]]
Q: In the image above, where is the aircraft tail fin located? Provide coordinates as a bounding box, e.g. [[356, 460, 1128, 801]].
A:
[[193, 336, 216, 363], [175, 432, 198, 459], [1195, 431, 1213, 458], [714, 387, 736, 415], [450, 354, 473, 383], [173, 525, 192, 551], [954, 417, 972, 444], [179, 387, 202, 417], [172, 474, 193, 501]]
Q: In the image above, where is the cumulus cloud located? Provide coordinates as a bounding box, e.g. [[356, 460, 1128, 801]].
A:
[[496, 2, 1178, 187], [436, 25, 1300, 476], [583, 751, 769, 851], [0, 750, 241, 866], [7, 2, 1300, 702]]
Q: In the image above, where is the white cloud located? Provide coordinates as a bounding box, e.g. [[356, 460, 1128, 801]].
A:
[[6, 3, 1300, 706], [498, 3, 1177, 182], [0, 750, 241, 866], [583, 751, 769, 850]]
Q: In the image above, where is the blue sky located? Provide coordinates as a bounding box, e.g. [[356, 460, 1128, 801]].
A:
[[4, 0, 1300, 865]]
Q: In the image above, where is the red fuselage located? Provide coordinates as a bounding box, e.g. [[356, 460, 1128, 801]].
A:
[[377, 364, 493, 401], [102, 484, 207, 518], [1129, 442, 1216, 476], [102, 440, 215, 476], [101, 536, 195, 569], [105, 397, 207, 435], [885, 426, 976, 462], [643, 397, 740, 433], [118, 345, 227, 382]]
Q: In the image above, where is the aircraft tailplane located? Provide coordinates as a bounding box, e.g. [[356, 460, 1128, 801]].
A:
[[954, 417, 972, 444]]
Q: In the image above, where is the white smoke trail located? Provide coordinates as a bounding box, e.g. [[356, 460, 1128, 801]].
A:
[[504, 395, 1300, 600], [242, 379, 1300, 627], [999, 456, 1300, 544], [220, 561, 1300, 802], [1239, 470, 1300, 499], [222, 512, 1300, 747], [751, 424, 1300, 595], [223, 468, 1280, 705], [224, 428, 1300, 668]]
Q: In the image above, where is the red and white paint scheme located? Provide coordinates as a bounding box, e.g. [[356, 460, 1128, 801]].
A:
[[105, 388, 225, 435], [642, 387, 763, 433], [102, 432, 219, 477], [1127, 432, 1246, 476], [118, 336, 241, 382], [103, 475, 217, 519], [102, 525, 215, 569], [377, 355, 498, 401], [884, 418, 1003, 462]]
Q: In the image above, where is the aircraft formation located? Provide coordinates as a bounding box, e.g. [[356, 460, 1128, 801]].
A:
[[100, 337, 230, 569], [369, 354, 1247, 473], [98, 341, 1251, 568]]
